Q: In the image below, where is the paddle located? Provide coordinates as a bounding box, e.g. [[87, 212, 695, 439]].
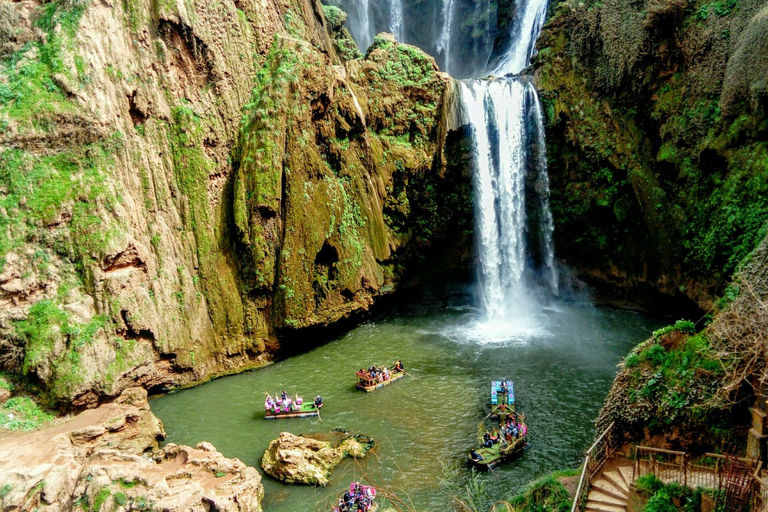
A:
[[404, 371, 418, 380]]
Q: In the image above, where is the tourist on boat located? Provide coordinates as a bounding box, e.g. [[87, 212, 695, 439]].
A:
[[470, 448, 485, 462], [483, 431, 492, 448], [314, 395, 323, 409], [382, 367, 390, 380]]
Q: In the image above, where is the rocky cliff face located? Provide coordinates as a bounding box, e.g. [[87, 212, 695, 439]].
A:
[[535, 0, 768, 310], [0, 0, 469, 407]]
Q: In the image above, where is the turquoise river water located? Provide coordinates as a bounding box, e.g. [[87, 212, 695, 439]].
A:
[[151, 291, 663, 511]]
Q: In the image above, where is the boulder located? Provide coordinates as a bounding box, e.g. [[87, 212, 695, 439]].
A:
[[261, 432, 375, 486], [261, 432, 343, 486]]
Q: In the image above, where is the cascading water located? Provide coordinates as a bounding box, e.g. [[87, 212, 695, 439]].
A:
[[455, 0, 556, 337], [436, 0, 456, 72], [389, 0, 405, 41], [326, 0, 558, 339], [487, 0, 549, 76]]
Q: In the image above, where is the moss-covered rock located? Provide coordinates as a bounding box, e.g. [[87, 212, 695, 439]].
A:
[[535, 0, 768, 309], [0, 0, 467, 407], [234, 34, 468, 330]]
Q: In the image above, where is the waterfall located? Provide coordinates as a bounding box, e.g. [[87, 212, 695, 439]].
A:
[[389, 0, 405, 41], [488, 0, 549, 76], [359, 0, 372, 49], [324, 0, 558, 334], [528, 87, 558, 295], [460, 80, 529, 319], [436, 0, 456, 74], [460, 0, 556, 326]]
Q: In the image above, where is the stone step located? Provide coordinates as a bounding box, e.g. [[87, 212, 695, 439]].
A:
[[592, 478, 629, 501], [604, 470, 630, 495], [587, 490, 627, 507], [585, 502, 627, 512], [618, 466, 635, 488]]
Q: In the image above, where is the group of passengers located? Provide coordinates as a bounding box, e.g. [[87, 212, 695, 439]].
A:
[[333, 482, 376, 512], [356, 360, 403, 385], [264, 391, 323, 413], [481, 414, 528, 448]]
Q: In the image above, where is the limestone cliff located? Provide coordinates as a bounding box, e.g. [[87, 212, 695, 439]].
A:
[[535, 0, 768, 310], [0, 0, 468, 407]]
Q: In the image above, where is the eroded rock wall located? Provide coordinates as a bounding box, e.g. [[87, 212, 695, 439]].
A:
[[0, 0, 469, 406]]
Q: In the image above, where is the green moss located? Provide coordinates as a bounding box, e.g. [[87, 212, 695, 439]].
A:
[[0, 396, 53, 431], [16, 299, 111, 403], [90, 486, 111, 512], [169, 104, 244, 337], [0, 484, 12, 498], [322, 5, 346, 29]]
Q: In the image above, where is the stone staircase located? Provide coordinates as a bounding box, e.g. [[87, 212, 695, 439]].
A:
[[585, 465, 635, 512]]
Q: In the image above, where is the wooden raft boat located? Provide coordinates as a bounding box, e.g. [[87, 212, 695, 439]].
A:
[[467, 434, 528, 470], [355, 370, 405, 392], [264, 402, 321, 419]]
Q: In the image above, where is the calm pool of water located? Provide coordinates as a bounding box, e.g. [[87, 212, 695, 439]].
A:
[[151, 292, 662, 511]]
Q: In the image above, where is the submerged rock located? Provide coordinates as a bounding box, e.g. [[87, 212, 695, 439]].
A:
[[0, 388, 264, 511], [261, 432, 374, 486]]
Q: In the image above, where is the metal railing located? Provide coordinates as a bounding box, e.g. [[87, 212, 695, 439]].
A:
[[752, 472, 768, 512], [634, 446, 757, 489], [571, 422, 619, 512], [635, 446, 768, 512]]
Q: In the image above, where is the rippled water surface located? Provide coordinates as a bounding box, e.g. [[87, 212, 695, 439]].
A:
[[151, 293, 662, 511]]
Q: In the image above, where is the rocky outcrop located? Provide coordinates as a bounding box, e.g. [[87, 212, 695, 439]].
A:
[[535, 0, 768, 310], [0, 0, 469, 406], [261, 432, 374, 486], [0, 387, 263, 511]]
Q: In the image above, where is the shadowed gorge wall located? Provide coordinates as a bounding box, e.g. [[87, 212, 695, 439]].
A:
[[535, 0, 768, 310], [0, 0, 471, 407]]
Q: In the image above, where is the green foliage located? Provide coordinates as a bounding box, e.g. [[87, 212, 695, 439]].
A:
[[652, 320, 696, 340], [0, 484, 12, 498], [0, 396, 54, 431], [90, 486, 111, 512], [695, 0, 738, 21], [635, 474, 664, 498], [113, 491, 128, 506], [0, 373, 14, 391], [508, 476, 572, 512], [636, 476, 700, 512]]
